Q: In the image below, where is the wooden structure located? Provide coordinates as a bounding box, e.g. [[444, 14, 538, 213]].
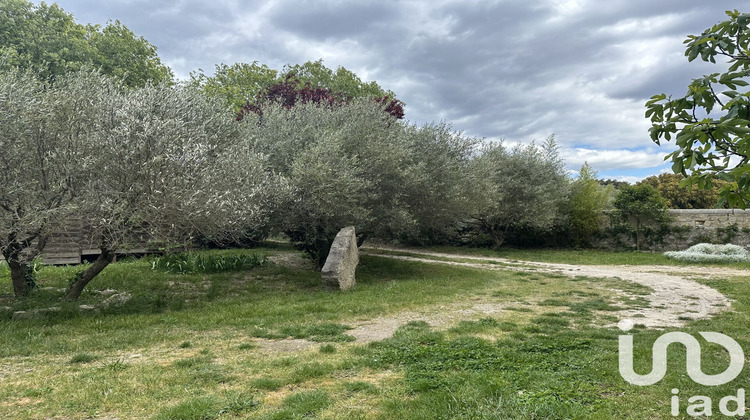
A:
[[1, 217, 157, 265], [37, 216, 97, 264]]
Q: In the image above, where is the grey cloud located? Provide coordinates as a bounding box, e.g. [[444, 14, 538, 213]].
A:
[[63, 0, 241, 39], [265, 0, 399, 41], [54, 0, 259, 76], [43, 0, 750, 175], [606, 60, 703, 100]]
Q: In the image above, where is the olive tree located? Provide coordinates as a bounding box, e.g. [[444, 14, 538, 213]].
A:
[[647, 10, 750, 208], [245, 99, 475, 266], [0, 68, 105, 297], [396, 123, 479, 244], [245, 100, 407, 266], [65, 82, 283, 299], [470, 137, 569, 248], [0, 68, 45, 297], [0, 66, 283, 299]]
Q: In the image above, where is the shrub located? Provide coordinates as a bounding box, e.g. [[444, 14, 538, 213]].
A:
[[715, 223, 740, 244], [664, 243, 750, 263]]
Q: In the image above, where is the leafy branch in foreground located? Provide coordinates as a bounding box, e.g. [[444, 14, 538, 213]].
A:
[[646, 10, 750, 208]]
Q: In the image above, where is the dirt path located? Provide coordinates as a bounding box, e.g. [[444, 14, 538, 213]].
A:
[[257, 247, 736, 353], [361, 246, 733, 329]]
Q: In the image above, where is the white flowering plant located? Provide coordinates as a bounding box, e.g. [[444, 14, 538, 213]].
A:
[[664, 243, 750, 263]]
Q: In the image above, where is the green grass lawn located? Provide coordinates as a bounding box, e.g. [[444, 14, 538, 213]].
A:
[[0, 246, 748, 419], [416, 244, 750, 268]]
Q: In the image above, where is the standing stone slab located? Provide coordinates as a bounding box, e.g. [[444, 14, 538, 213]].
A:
[[321, 226, 359, 291]]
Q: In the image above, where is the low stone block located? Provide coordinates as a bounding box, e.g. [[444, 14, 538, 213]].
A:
[[321, 226, 359, 291], [12, 306, 60, 320], [97, 289, 118, 296], [39, 287, 67, 293], [101, 292, 132, 308]]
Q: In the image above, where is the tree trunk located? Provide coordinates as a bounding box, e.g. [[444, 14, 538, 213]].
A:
[[7, 258, 31, 297], [489, 229, 505, 249], [477, 219, 505, 249], [356, 233, 368, 248], [315, 238, 333, 270], [3, 240, 35, 297], [65, 248, 114, 300], [634, 220, 643, 251]]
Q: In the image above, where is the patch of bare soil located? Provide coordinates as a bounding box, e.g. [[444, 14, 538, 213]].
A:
[[346, 301, 505, 343], [254, 301, 507, 354], [255, 338, 318, 353], [268, 252, 316, 270]]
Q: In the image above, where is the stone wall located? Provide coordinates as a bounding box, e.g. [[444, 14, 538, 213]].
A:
[[667, 209, 750, 229], [598, 209, 750, 251]]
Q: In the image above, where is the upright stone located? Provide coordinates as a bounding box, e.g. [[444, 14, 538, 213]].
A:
[[322, 226, 359, 291]]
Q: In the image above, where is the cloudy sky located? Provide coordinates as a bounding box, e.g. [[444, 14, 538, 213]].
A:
[[47, 0, 747, 182]]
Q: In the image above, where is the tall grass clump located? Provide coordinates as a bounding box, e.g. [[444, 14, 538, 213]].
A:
[[151, 251, 267, 274], [664, 243, 749, 263]]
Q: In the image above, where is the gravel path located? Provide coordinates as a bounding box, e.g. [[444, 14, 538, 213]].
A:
[[361, 246, 734, 328], [256, 247, 736, 353]]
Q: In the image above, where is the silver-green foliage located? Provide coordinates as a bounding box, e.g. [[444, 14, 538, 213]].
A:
[[664, 243, 749, 263], [77, 80, 281, 249], [398, 122, 479, 243], [0, 68, 98, 246], [0, 67, 107, 295], [0, 67, 285, 297], [244, 100, 477, 264], [470, 136, 570, 248], [64, 77, 286, 298]]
